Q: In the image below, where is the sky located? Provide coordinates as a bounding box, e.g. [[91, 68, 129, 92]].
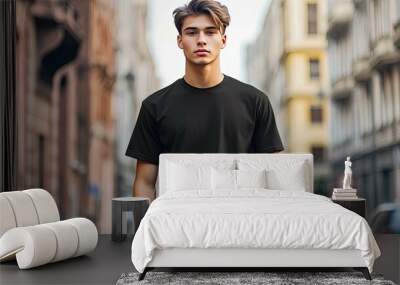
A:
[[148, 0, 271, 87]]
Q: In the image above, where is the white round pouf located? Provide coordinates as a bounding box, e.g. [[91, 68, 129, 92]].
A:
[[0, 189, 98, 269]]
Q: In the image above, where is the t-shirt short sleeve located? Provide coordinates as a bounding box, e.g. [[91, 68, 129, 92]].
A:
[[252, 93, 284, 153], [125, 101, 162, 165]]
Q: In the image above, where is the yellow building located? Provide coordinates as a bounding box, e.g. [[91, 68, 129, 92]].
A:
[[247, 0, 330, 194]]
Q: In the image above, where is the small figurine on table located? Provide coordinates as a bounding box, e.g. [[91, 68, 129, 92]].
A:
[[332, 156, 358, 200], [342, 156, 352, 189]]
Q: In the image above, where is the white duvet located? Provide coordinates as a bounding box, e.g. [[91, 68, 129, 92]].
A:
[[131, 189, 381, 273]]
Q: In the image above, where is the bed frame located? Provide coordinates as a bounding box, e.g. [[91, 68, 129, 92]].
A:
[[139, 248, 371, 280], [137, 154, 372, 281]]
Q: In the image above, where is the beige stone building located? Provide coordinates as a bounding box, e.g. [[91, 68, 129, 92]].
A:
[[247, 0, 330, 195]]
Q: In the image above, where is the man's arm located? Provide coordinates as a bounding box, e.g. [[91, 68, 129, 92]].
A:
[[132, 160, 158, 203]]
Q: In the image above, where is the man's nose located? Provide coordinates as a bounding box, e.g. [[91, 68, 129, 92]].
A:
[[197, 31, 207, 45]]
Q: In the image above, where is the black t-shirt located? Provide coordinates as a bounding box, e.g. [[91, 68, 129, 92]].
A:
[[125, 74, 284, 165]]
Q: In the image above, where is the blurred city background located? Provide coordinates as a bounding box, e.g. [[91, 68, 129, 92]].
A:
[[12, 0, 400, 234]]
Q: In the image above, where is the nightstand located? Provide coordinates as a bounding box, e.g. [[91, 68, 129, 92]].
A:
[[112, 197, 150, 242], [332, 198, 366, 218]]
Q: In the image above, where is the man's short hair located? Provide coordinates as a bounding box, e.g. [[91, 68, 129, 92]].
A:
[[173, 0, 231, 35]]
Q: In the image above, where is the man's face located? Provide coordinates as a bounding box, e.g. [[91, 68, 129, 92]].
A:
[[177, 14, 226, 66]]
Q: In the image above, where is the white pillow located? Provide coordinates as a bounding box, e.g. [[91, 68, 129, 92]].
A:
[[237, 159, 307, 191], [211, 168, 236, 190], [165, 159, 235, 192], [167, 162, 212, 191], [266, 168, 306, 191], [211, 168, 268, 190], [236, 169, 268, 188]]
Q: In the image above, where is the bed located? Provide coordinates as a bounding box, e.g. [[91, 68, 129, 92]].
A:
[[131, 153, 381, 281]]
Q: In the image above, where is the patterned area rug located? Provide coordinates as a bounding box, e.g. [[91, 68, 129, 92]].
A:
[[116, 271, 396, 285]]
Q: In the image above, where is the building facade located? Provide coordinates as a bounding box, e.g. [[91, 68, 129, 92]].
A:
[[75, 0, 116, 233], [15, 0, 116, 233], [16, 0, 85, 219], [114, 0, 160, 198], [327, 0, 400, 215], [247, 0, 330, 195]]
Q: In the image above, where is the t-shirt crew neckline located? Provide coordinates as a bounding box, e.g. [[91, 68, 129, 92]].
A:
[[180, 74, 227, 92]]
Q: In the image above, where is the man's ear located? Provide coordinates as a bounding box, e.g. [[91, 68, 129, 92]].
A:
[[177, 34, 183, 49], [221, 34, 227, 49]]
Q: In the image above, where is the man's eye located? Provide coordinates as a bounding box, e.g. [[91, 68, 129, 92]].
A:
[[186, 31, 196, 35]]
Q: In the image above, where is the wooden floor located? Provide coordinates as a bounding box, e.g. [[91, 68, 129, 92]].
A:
[[0, 234, 398, 285]]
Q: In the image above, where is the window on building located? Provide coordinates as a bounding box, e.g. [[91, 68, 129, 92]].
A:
[[396, 67, 400, 121], [309, 58, 320, 80], [307, 3, 318, 35], [311, 145, 325, 163], [310, 105, 323, 123], [381, 168, 394, 203]]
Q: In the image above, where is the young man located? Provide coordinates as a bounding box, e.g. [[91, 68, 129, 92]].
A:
[[126, 0, 284, 202]]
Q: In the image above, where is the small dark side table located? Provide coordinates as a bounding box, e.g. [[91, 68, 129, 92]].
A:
[[332, 198, 366, 219], [112, 197, 150, 242]]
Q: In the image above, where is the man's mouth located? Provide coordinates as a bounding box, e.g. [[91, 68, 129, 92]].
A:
[[194, 49, 210, 56]]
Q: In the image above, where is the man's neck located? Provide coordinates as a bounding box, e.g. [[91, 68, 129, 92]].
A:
[[183, 59, 224, 88]]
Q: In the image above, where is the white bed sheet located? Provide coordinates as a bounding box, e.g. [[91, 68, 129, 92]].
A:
[[131, 189, 381, 273]]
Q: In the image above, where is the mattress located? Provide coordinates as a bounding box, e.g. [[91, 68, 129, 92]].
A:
[[131, 189, 381, 273]]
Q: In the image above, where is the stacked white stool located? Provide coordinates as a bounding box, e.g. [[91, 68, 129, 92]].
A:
[[0, 189, 98, 269]]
